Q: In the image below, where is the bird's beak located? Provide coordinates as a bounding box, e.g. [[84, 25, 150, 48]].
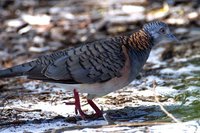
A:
[[168, 34, 179, 43]]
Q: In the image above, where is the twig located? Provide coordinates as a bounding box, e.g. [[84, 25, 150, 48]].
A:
[[10, 107, 41, 112], [152, 80, 181, 123], [49, 121, 171, 133]]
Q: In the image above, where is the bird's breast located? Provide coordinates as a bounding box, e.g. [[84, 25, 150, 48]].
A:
[[77, 46, 132, 97]]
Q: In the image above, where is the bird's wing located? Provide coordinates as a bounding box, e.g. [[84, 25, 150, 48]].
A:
[[26, 37, 127, 84]]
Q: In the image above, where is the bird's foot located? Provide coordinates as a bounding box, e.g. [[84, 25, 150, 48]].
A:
[[73, 89, 102, 119], [87, 99, 102, 117]]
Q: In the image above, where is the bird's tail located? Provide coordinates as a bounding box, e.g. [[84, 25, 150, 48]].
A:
[[0, 62, 34, 78]]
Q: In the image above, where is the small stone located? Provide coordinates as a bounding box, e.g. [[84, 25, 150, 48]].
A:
[[187, 11, 198, 20], [6, 19, 24, 28], [22, 14, 51, 25]]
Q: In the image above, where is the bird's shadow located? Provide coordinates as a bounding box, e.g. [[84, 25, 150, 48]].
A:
[[105, 104, 181, 122]]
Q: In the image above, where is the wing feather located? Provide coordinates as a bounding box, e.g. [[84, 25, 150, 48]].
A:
[[27, 37, 127, 84]]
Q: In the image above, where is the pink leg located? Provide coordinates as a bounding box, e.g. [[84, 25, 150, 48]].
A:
[[87, 99, 102, 117], [65, 89, 102, 119], [73, 89, 89, 119]]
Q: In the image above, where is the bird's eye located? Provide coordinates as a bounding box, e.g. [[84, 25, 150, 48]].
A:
[[159, 28, 166, 34]]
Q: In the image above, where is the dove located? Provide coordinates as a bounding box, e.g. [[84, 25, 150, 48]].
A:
[[0, 21, 178, 119]]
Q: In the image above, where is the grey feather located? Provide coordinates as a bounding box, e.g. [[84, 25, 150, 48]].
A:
[[0, 21, 176, 87], [44, 38, 126, 83], [0, 37, 126, 84], [0, 61, 35, 78]]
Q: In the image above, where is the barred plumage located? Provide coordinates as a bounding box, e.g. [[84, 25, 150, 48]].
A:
[[0, 21, 176, 86], [0, 21, 178, 119], [128, 29, 152, 50], [0, 21, 172, 84]]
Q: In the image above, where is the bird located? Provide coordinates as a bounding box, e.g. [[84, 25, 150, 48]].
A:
[[0, 21, 178, 119]]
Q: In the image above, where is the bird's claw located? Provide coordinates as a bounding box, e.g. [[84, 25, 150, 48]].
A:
[[64, 89, 102, 119]]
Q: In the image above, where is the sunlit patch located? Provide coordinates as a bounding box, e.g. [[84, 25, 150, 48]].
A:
[[160, 64, 200, 75]]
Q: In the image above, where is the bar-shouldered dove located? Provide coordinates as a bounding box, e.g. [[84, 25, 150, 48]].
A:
[[0, 21, 178, 119]]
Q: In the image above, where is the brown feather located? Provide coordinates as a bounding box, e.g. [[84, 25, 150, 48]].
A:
[[128, 29, 151, 51]]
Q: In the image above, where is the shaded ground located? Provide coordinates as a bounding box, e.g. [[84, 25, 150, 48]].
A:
[[0, 0, 200, 132]]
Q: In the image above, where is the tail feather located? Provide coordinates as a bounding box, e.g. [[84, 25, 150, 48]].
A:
[[0, 61, 35, 78]]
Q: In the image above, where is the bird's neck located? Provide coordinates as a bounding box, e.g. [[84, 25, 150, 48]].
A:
[[128, 29, 153, 51]]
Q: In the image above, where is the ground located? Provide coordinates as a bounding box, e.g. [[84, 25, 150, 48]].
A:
[[0, 0, 200, 132]]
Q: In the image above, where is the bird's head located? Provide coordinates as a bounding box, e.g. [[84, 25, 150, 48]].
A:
[[143, 21, 178, 45]]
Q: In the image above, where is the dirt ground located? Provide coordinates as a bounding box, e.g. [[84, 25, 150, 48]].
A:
[[0, 0, 200, 132]]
